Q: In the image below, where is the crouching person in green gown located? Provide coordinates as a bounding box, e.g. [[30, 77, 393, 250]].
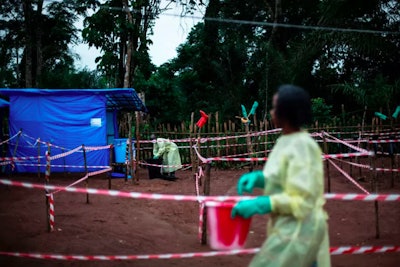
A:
[[151, 135, 182, 179]]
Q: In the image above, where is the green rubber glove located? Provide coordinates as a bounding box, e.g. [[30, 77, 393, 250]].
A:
[[231, 196, 272, 219], [153, 155, 159, 159], [392, 106, 400, 119], [237, 170, 265, 195], [374, 112, 387, 120]]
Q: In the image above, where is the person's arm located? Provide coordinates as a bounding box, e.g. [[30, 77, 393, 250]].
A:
[[154, 139, 167, 158], [153, 142, 159, 157], [270, 146, 319, 220]]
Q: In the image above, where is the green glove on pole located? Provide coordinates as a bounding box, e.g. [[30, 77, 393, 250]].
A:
[[392, 106, 400, 119], [237, 170, 265, 195], [231, 196, 272, 219], [374, 112, 387, 120], [249, 101, 259, 116], [241, 105, 248, 119]]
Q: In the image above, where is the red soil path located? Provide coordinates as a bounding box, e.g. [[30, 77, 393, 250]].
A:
[[0, 160, 399, 267]]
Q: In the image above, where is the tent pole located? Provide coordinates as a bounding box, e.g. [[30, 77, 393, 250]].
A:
[[134, 111, 140, 183], [127, 113, 133, 183]]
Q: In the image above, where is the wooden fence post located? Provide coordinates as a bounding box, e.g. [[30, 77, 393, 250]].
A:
[[109, 144, 113, 189], [45, 144, 52, 232], [201, 162, 211, 245], [82, 144, 89, 204], [322, 133, 331, 193]]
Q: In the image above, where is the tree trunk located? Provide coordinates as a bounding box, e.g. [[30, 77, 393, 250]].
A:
[[264, 0, 281, 120], [118, 36, 126, 88], [122, 0, 133, 88], [35, 0, 44, 88], [23, 0, 33, 88]]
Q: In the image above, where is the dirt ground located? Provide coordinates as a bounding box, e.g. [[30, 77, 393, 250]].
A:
[[0, 159, 399, 267]]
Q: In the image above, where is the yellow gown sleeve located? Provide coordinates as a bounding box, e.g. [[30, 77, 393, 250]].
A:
[[270, 143, 320, 220]]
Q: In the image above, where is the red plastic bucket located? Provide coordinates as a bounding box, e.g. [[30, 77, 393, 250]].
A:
[[206, 201, 252, 250]]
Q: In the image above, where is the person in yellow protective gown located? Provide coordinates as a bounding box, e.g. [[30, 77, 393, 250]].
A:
[[232, 85, 331, 267], [152, 136, 182, 178]]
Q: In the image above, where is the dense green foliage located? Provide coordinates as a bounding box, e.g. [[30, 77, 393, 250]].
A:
[[1, 0, 399, 125]]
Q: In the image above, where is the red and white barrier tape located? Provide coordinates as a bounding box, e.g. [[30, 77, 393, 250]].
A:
[[49, 168, 111, 195], [0, 155, 43, 162], [196, 147, 372, 164], [368, 139, 400, 144], [323, 132, 369, 154], [137, 161, 191, 168], [333, 158, 400, 173], [324, 193, 400, 201], [22, 133, 111, 152], [140, 129, 283, 144], [224, 150, 272, 158], [376, 151, 400, 156], [22, 134, 69, 151], [206, 157, 268, 162], [330, 246, 400, 255], [324, 139, 368, 144], [328, 159, 370, 194], [3, 179, 400, 202], [0, 161, 12, 166], [88, 167, 112, 177], [323, 151, 373, 159], [85, 145, 112, 151], [375, 167, 400, 172], [135, 140, 275, 150], [0, 131, 22, 146], [0, 246, 399, 261], [193, 143, 269, 163], [50, 174, 89, 195], [48, 193, 55, 231], [332, 158, 370, 169], [16, 163, 110, 169], [362, 131, 400, 136], [0, 249, 259, 260], [50, 146, 82, 160]]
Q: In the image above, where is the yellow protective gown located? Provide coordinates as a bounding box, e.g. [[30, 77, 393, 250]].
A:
[[153, 138, 182, 173], [250, 132, 331, 267]]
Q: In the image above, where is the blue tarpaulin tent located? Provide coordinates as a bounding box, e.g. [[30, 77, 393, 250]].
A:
[[0, 88, 147, 173]]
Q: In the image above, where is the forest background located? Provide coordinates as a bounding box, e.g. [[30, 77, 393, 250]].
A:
[[1, 0, 399, 128]]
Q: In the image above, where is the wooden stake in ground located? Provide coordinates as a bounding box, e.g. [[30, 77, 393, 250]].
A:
[[216, 112, 221, 158], [245, 123, 254, 172], [82, 144, 89, 204], [201, 163, 212, 245], [9, 130, 22, 180], [45, 144, 51, 232], [189, 112, 196, 178], [322, 133, 331, 193], [37, 138, 41, 181], [371, 152, 380, 239]]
